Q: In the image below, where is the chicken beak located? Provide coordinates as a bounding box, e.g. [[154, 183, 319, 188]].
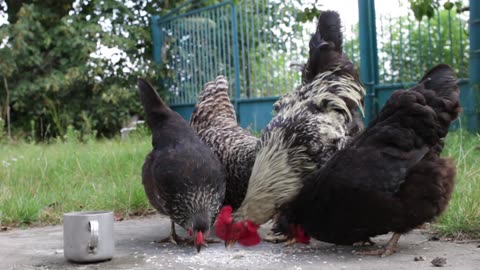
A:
[[226, 240, 237, 249], [194, 231, 207, 253], [196, 240, 208, 253]]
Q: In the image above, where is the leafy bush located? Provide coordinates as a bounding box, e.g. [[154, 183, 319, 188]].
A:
[[0, 1, 160, 140]]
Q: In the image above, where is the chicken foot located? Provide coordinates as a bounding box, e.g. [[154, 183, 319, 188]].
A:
[[263, 230, 289, 244], [352, 238, 376, 247], [354, 233, 401, 257], [203, 238, 221, 246]]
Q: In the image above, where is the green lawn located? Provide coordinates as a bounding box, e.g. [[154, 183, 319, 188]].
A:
[[0, 132, 153, 227], [0, 131, 479, 238], [437, 131, 480, 238]]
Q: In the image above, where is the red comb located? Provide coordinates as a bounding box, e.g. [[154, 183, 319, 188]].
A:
[[215, 206, 233, 240], [218, 206, 233, 223]]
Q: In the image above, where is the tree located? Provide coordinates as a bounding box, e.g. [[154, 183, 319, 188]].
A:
[[0, 0, 170, 140], [0, 0, 322, 139], [408, 0, 468, 20]]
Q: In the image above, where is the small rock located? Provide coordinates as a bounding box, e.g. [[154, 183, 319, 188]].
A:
[[414, 256, 425, 261], [429, 235, 440, 241], [232, 255, 244, 260], [477, 245, 480, 248], [54, 249, 64, 254], [114, 212, 124, 221], [431, 257, 447, 267]]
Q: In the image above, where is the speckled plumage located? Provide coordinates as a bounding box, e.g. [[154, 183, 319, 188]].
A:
[[138, 78, 226, 234], [233, 10, 365, 225], [190, 76, 259, 210]]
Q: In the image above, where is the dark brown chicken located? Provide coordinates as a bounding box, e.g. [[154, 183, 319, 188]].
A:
[[138, 79, 226, 252], [278, 64, 461, 256]]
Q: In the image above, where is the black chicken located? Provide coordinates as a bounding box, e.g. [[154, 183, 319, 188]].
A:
[[279, 64, 461, 256], [138, 79, 226, 252], [190, 76, 259, 210]]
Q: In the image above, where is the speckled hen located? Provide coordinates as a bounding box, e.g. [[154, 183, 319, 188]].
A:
[[138, 78, 226, 252], [190, 76, 259, 210]]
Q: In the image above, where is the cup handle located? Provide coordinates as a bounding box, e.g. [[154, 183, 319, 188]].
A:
[[87, 220, 99, 254]]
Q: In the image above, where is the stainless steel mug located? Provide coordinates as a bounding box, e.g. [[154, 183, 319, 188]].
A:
[[63, 211, 114, 263]]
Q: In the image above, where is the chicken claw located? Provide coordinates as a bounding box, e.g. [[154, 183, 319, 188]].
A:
[[353, 238, 376, 247], [263, 231, 289, 244], [156, 221, 191, 245], [354, 233, 401, 257]]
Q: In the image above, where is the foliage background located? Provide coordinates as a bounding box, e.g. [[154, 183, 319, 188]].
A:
[[0, 0, 471, 140], [0, 0, 176, 140]]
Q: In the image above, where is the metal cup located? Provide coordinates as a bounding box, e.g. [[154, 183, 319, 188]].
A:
[[63, 211, 114, 263]]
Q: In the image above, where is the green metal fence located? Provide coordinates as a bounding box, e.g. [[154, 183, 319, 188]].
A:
[[152, 0, 313, 129], [152, 0, 479, 132], [347, 3, 470, 83], [351, 0, 473, 130]]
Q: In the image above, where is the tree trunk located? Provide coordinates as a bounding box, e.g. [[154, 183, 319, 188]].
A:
[[3, 76, 11, 141]]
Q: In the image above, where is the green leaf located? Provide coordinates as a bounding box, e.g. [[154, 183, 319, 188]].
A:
[[426, 6, 435, 18], [443, 1, 454, 10]]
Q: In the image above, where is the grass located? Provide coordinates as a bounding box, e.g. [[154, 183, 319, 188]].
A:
[[0, 130, 479, 238], [436, 131, 480, 238], [0, 130, 153, 227]]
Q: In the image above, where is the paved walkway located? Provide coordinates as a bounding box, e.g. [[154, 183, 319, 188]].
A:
[[1, 215, 479, 270]]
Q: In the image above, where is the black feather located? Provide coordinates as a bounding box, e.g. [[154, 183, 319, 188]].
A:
[[302, 10, 354, 85], [317, 10, 343, 51]]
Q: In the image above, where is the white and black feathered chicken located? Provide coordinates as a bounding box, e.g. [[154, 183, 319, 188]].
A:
[[138, 78, 226, 252], [216, 10, 366, 246], [190, 76, 259, 210]]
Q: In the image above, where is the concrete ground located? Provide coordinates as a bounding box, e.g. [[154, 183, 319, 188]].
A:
[[1, 215, 479, 270]]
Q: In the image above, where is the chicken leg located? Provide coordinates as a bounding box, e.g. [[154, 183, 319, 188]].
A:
[[157, 221, 191, 245], [354, 233, 401, 257]]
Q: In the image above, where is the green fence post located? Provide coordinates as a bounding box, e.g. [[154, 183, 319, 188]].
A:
[[468, 0, 480, 132], [231, 2, 241, 118], [151, 15, 166, 97], [151, 16, 162, 64], [358, 0, 379, 124]]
